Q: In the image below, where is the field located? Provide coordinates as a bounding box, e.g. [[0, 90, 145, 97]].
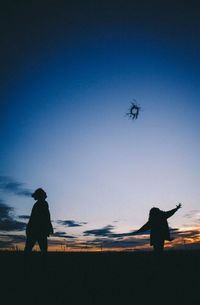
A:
[[1, 251, 199, 305]]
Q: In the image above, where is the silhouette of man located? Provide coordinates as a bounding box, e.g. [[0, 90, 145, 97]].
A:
[[24, 188, 53, 253], [135, 204, 182, 253]]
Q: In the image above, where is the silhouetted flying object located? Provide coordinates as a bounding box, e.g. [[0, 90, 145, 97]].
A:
[[135, 203, 182, 253], [24, 188, 53, 253], [126, 100, 141, 120]]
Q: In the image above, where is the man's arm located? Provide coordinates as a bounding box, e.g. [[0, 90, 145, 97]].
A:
[[45, 205, 54, 235]]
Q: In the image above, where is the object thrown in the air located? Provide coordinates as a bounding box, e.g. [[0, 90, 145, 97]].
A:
[[126, 100, 141, 120]]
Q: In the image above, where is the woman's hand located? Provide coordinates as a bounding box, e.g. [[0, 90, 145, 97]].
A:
[[176, 203, 182, 210]]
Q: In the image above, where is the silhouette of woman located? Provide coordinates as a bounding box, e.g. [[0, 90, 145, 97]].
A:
[[135, 204, 182, 253], [24, 188, 53, 253]]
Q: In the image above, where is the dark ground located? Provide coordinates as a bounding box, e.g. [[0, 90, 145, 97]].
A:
[[0, 251, 199, 305]]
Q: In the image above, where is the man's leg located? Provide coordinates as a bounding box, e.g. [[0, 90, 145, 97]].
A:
[[24, 235, 36, 253], [38, 236, 48, 253]]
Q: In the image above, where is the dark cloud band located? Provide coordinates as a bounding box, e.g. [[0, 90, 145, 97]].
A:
[[0, 201, 26, 232], [57, 220, 87, 227], [0, 176, 32, 197]]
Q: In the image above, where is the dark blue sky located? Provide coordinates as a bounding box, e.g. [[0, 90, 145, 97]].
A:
[[0, 0, 200, 250]]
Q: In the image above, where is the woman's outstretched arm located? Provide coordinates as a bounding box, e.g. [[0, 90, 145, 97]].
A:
[[164, 203, 182, 219], [135, 221, 150, 234]]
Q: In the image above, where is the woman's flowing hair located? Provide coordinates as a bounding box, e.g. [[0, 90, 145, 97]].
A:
[[149, 207, 162, 223]]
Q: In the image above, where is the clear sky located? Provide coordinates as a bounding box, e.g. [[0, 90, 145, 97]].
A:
[[0, 0, 200, 251]]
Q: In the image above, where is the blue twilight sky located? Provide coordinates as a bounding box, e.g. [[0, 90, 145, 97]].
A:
[[0, 1, 200, 249]]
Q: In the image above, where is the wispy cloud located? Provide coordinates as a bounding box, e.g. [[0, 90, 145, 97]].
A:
[[84, 225, 114, 237], [183, 210, 200, 219], [83, 225, 139, 238], [53, 231, 76, 239], [0, 233, 26, 248], [172, 228, 200, 239], [182, 210, 200, 227], [0, 201, 26, 231], [0, 176, 32, 197], [57, 220, 87, 227], [18, 215, 30, 220], [86, 236, 149, 249], [0, 239, 14, 248]]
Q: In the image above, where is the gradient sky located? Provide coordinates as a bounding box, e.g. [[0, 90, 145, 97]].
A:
[[0, 0, 200, 250]]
